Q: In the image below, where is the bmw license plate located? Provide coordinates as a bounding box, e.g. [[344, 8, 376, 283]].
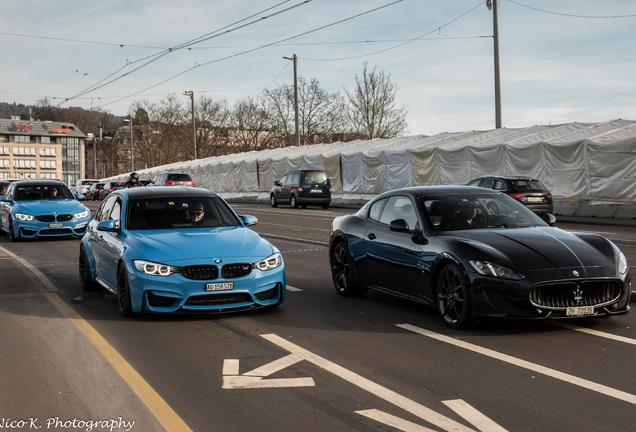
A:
[[49, 223, 63, 228], [205, 282, 234, 291], [566, 306, 594, 316]]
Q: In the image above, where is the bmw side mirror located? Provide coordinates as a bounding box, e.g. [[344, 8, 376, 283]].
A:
[[240, 215, 258, 226], [0, 196, 9, 202], [97, 220, 118, 232]]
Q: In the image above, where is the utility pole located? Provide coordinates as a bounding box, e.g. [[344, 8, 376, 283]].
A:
[[184, 91, 197, 159], [283, 54, 300, 146], [492, 0, 502, 128]]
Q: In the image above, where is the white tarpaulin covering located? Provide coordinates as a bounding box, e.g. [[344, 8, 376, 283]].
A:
[[114, 119, 636, 204]]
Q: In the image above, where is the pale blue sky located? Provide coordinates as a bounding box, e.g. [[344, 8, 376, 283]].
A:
[[1, 0, 634, 135]]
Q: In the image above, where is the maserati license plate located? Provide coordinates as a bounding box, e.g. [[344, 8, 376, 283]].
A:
[[205, 282, 234, 291], [566, 306, 594, 316]]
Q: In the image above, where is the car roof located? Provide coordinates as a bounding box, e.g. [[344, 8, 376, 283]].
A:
[[374, 185, 501, 200], [13, 179, 67, 186], [475, 175, 540, 181], [115, 186, 216, 199]]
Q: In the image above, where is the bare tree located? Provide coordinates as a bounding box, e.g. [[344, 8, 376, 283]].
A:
[[128, 95, 189, 169], [264, 77, 348, 146], [345, 62, 408, 139], [227, 96, 276, 153], [195, 95, 231, 158]]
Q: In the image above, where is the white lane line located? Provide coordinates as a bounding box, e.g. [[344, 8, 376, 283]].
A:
[[550, 322, 636, 345], [261, 333, 475, 432], [443, 400, 507, 432], [397, 324, 636, 406], [356, 409, 437, 432], [286, 285, 302, 292]]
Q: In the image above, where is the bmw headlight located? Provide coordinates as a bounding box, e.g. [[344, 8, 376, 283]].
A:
[[15, 213, 34, 221], [618, 251, 628, 276], [134, 260, 179, 276], [252, 253, 282, 271], [74, 210, 90, 219], [470, 260, 524, 280]]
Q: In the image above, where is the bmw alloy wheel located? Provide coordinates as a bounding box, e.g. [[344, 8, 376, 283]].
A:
[[117, 264, 134, 316]]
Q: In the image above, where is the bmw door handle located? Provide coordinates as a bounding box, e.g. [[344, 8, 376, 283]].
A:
[[367, 233, 376, 240]]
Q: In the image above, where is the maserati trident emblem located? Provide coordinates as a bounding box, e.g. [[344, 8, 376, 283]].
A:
[[572, 270, 580, 277], [573, 287, 583, 305], [214, 258, 222, 264]]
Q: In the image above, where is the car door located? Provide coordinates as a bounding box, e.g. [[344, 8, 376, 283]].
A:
[[0, 184, 15, 231], [274, 174, 288, 202], [361, 195, 427, 297], [90, 195, 125, 289]]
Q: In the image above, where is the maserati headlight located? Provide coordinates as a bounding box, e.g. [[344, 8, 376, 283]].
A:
[[252, 253, 282, 271], [15, 213, 34, 221], [74, 210, 90, 219], [618, 251, 628, 275], [134, 260, 179, 276], [470, 260, 524, 280]]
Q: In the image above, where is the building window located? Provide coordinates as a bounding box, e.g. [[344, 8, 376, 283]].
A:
[[0, 146, 9, 156], [13, 147, 36, 156], [13, 135, 31, 143], [14, 159, 37, 169], [40, 136, 51, 144], [40, 147, 57, 157], [40, 160, 57, 170], [0, 159, 10, 168]]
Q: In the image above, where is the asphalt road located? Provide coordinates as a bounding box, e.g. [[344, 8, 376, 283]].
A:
[[0, 200, 635, 432]]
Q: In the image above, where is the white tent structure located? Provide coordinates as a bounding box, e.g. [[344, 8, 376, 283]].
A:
[[114, 119, 636, 218]]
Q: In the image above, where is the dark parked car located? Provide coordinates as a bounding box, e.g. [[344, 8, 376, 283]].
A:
[[270, 169, 331, 209], [150, 171, 195, 186], [466, 176, 553, 215], [85, 182, 105, 200], [329, 186, 630, 329], [99, 181, 125, 200]]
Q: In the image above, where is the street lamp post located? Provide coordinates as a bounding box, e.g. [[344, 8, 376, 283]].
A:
[[283, 54, 300, 147], [183, 91, 197, 159], [125, 118, 134, 172]]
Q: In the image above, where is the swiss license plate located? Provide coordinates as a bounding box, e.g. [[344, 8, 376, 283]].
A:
[[566, 306, 594, 316], [48, 223, 63, 228], [205, 282, 234, 291], [526, 197, 543, 203], [310, 188, 322, 193]]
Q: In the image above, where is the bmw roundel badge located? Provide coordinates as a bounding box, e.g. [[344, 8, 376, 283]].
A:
[[214, 258, 222, 264], [573, 270, 580, 277]]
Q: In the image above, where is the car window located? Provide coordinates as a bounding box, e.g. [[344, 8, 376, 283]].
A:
[[493, 180, 506, 191], [286, 173, 300, 187], [510, 180, 547, 192], [302, 171, 328, 186], [278, 175, 287, 186], [368, 198, 387, 222], [14, 184, 73, 201], [167, 173, 192, 181], [480, 178, 494, 188], [96, 195, 119, 222], [126, 196, 241, 230], [378, 196, 417, 229], [466, 179, 481, 187]]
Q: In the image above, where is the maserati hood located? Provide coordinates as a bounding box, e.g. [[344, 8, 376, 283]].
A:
[[447, 226, 617, 272]]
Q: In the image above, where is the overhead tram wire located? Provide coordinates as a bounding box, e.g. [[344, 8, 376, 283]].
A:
[[507, 0, 636, 18], [303, 0, 485, 62], [60, 0, 311, 106], [95, 0, 405, 110]]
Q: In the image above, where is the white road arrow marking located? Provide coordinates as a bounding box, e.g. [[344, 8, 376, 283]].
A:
[[222, 353, 316, 389]]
